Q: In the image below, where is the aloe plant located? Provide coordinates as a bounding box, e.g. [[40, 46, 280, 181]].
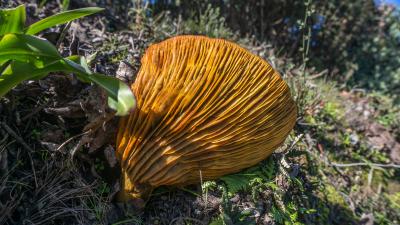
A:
[[0, 5, 135, 116]]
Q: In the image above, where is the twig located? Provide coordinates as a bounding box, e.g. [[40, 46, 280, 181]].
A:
[[0, 122, 38, 188], [56, 130, 92, 152], [199, 169, 209, 210], [56, 21, 72, 48], [308, 69, 328, 79], [21, 105, 47, 121], [0, 132, 9, 145], [1, 122, 33, 152], [70, 133, 92, 160], [288, 134, 304, 152], [278, 134, 304, 178], [281, 134, 304, 155], [330, 162, 400, 169]]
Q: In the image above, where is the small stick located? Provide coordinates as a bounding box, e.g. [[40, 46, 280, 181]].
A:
[[0, 122, 38, 188], [56, 21, 72, 48], [21, 105, 46, 121], [199, 169, 209, 209], [1, 122, 33, 152], [330, 162, 400, 169], [284, 134, 304, 154], [56, 130, 91, 152]]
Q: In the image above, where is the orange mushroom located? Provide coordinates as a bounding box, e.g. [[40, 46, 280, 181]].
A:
[[116, 35, 297, 201]]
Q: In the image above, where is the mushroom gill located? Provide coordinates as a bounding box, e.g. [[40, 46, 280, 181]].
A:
[[116, 35, 297, 201]]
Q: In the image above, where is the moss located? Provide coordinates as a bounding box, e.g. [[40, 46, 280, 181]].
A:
[[313, 184, 358, 223], [324, 185, 348, 208], [387, 192, 400, 210]]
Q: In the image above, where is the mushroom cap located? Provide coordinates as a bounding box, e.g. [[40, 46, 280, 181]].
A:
[[116, 35, 297, 200]]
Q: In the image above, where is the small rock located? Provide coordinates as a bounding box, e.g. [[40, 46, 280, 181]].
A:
[[40, 141, 60, 152], [116, 55, 136, 84], [359, 213, 374, 225], [230, 194, 240, 203], [194, 209, 202, 215], [104, 145, 117, 167], [350, 133, 359, 145], [363, 110, 371, 118], [92, 37, 103, 43], [262, 213, 274, 225]]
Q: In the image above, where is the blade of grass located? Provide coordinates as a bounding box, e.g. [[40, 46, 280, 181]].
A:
[[0, 57, 79, 97], [0, 61, 51, 97], [93, 73, 136, 116], [63, 58, 136, 115], [0, 53, 135, 115], [24, 7, 104, 35], [0, 5, 26, 35], [0, 60, 11, 74], [0, 33, 61, 66], [61, 0, 70, 11]]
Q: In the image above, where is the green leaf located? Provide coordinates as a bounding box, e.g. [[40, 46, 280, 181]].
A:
[[63, 58, 136, 116], [0, 33, 61, 66], [25, 7, 104, 35], [105, 78, 136, 116], [0, 5, 26, 35], [220, 173, 254, 193], [0, 55, 85, 97], [61, 57, 92, 82], [39, 0, 49, 8], [0, 56, 78, 97], [0, 53, 135, 116], [219, 160, 276, 194], [0, 60, 65, 97], [61, 0, 70, 11], [0, 62, 36, 97]]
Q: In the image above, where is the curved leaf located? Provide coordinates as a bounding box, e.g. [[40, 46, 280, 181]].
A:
[[0, 55, 81, 97], [25, 7, 104, 35], [63, 58, 136, 116], [0, 59, 68, 97], [0, 5, 26, 35], [0, 54, 135, 116], [94, 74, 136, 116], [0, 33, 61, 66]]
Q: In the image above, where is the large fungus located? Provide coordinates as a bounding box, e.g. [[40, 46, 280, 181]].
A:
[[116, 35, 297, 201]]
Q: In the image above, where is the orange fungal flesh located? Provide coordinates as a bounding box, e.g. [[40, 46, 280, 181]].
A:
[[116, 35, 297, 200]]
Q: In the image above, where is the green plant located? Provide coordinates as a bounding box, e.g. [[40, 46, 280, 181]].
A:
[[97, 181, 111, 197], [0, 5, 135, 115], [201, 180, 216, 208], [219, 158, 277, 197], [209, 210, 256, 225], [182, 4, 232, 38], [353, 6, 400, 96], [209, 185, 257, 225], [387, 192, 400, 210], [370, 92, 400, 130], [322, 101, 341, 119]]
